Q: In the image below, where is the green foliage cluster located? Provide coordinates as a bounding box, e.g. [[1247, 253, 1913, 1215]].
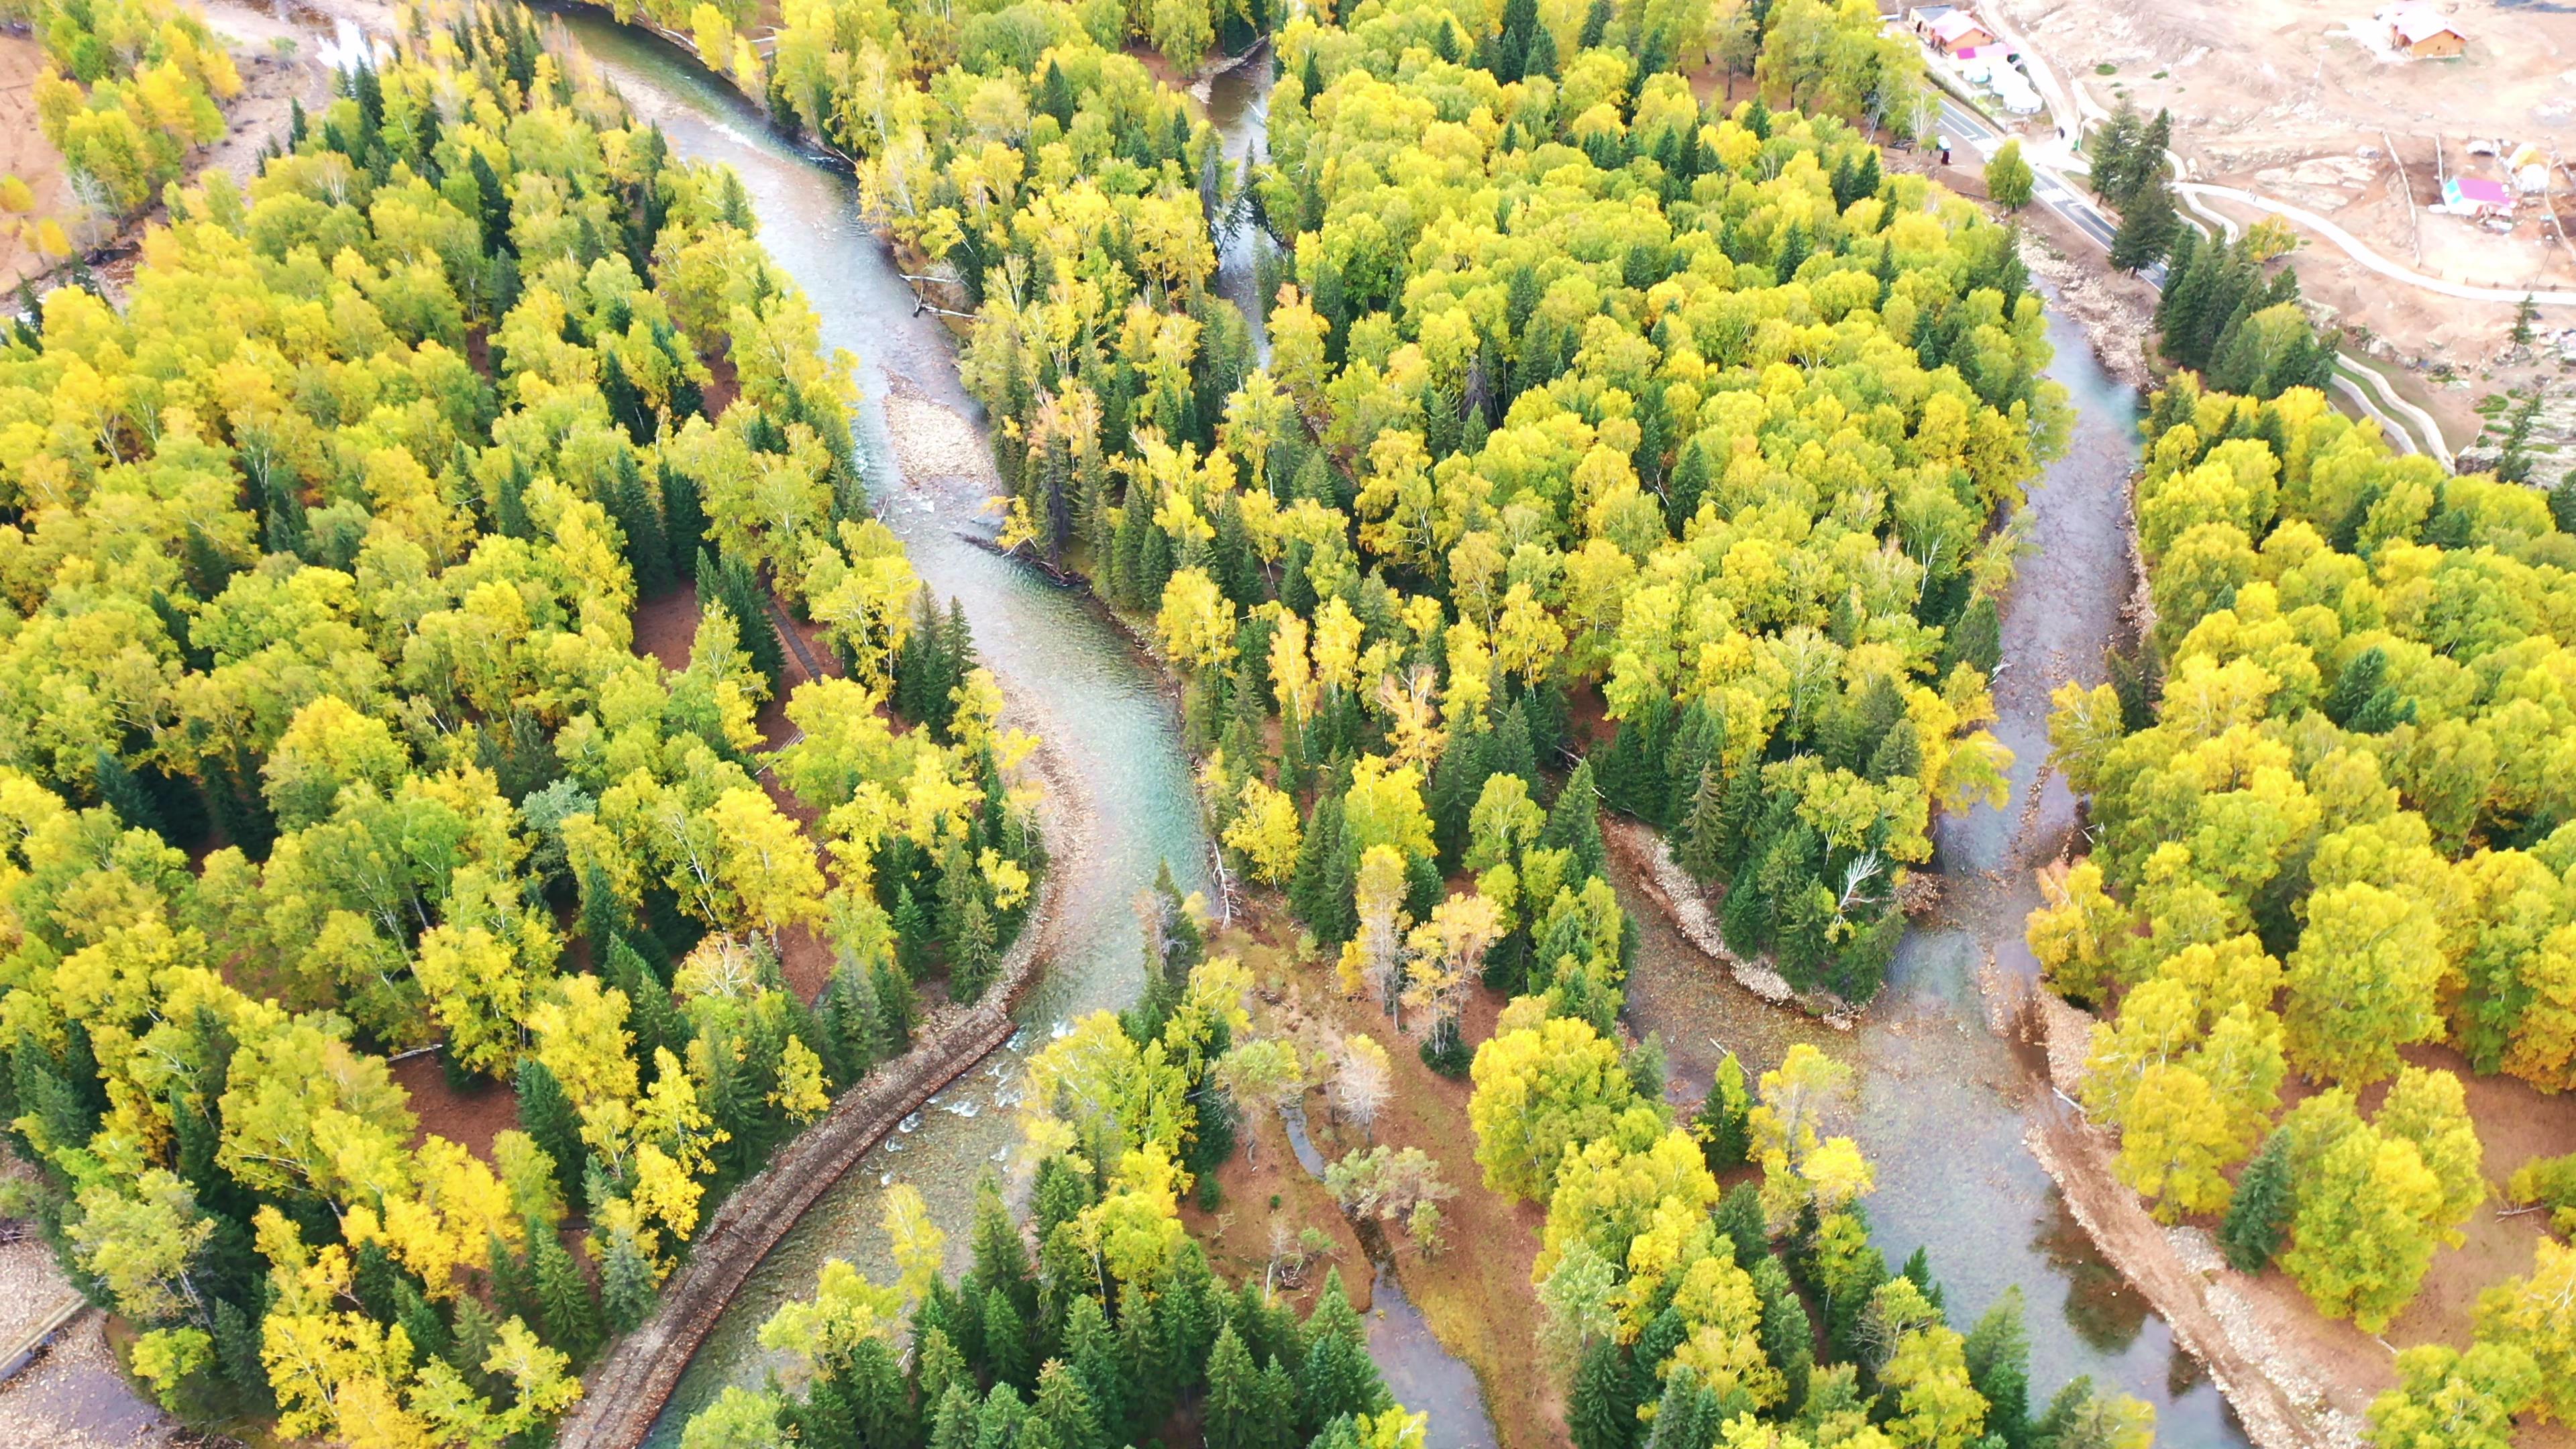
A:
[[2036, 377, 2576, 1342], [32, 0, 244, 218], [0, 6, 1044, 1440], [690, 871, 1432, 1449], [2153, 225, 2337, 402]]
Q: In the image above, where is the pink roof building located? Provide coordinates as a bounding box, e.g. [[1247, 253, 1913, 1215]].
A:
[[1927, 10, 1997, 52], [2444, 176, 2514, 215]]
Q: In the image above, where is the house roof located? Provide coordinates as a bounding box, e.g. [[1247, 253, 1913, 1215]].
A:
[[2451, 176, 2512, 205], [1928, 11, 1993, 41], [2386, 4, 2464, 44]]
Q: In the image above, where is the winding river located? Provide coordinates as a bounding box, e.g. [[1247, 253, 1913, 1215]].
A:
[[553, 17, 2249, 1446], [555, 16, 1216, 1438], [1618, 298, 2250, 1447]]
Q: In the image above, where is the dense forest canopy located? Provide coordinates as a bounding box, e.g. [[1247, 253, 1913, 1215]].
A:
[[0, 3, 1042, 1440], [2033, 378, 2576, 1431]]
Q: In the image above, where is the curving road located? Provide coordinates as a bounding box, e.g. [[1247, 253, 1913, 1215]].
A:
[[2176, 183, 2576, 307]]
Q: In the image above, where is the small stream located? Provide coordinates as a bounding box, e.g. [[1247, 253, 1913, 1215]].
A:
[[1619, 296, 2251, 1447]]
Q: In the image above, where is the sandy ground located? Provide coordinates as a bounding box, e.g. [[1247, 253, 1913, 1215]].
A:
[[1974, 0, 2576, 455], [0, 1158, 176, 1449], [1189, 900, 1568, 1449], [0, 34, 73, 286]]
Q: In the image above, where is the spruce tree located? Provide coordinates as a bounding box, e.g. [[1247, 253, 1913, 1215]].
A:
[[533, 1222, 602, 1362], [2107, 180, 2178, 273], [2220, 1130, 2294, 1272], [1695, 1053, 1754, 1171], [660, 464, 708, 578], [1540, 758, 1607, 880], [610, 455, 674, 594], [1676, 765, 1729, 882], [1063, 1293, 1128, 1434], [1296, 1271, 1388, 1434], [513, 1057, 586, 1210], [871, 959, 915, 1052], [1568, 1337, 1633, 1449], [1963, 1286, 2033, 1449], [1204, 1326, 1265, 1449], [1034, 1360, 1107, 1449], [983, 1286, 1034, 1390], [2087, 105, 2141, 203], [92, 747, 167, 841], [599, 1226, 657, 1335], [1751, 1255, 1813, 1412]]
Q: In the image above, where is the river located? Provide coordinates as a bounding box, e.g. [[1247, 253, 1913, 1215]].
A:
[[555, 15, 2246, 1446], [549, 15, 1216, 1439], [1617, 296, 2251, 1446]]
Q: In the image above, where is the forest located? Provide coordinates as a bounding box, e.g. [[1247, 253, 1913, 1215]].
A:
[[0, 2, 1044, 1440], [2031, 377, 2576, 1438], [599, 0, 2158, 1442], [6, 0, 2570, 1432]]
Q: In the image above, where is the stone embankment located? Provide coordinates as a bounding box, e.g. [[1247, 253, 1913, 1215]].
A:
[[556, 811, 1061, 1449]]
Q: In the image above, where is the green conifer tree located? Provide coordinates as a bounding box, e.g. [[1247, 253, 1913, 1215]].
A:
[[2220, 1130, 2294, 1272], [1963, 1286, 2033, 1449]]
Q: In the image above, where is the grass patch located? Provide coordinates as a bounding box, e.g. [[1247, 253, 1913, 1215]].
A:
[[2095, 61, 2118, 74]]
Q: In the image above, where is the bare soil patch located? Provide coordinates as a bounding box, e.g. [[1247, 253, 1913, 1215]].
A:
[[393, 1051, 524, 1163], [1205, 898, 1569, 1449]]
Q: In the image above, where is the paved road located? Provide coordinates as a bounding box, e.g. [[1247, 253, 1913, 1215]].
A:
[[1935, 94, 2159, 284]]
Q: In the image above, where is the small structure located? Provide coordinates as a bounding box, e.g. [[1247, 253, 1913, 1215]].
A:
[[1925, 9, 1998, 55], [2383, 4, 2467, 57], [2443, 176, 2514, 217]]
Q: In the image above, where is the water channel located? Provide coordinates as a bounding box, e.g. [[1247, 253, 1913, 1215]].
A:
[[1618, 296, 2249, 1446], [553, 15, 1216, 1438], [552, 15, 2249, 1445]]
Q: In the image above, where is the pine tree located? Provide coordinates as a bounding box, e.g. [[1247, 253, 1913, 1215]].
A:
[[1963, 1286, 2033, 1449], [513, 1057, 586, 1210], [2514, 294, 2540, 348], [2220, 1130, 2294, 1272], [1568, 1336, 1633, 1449]]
